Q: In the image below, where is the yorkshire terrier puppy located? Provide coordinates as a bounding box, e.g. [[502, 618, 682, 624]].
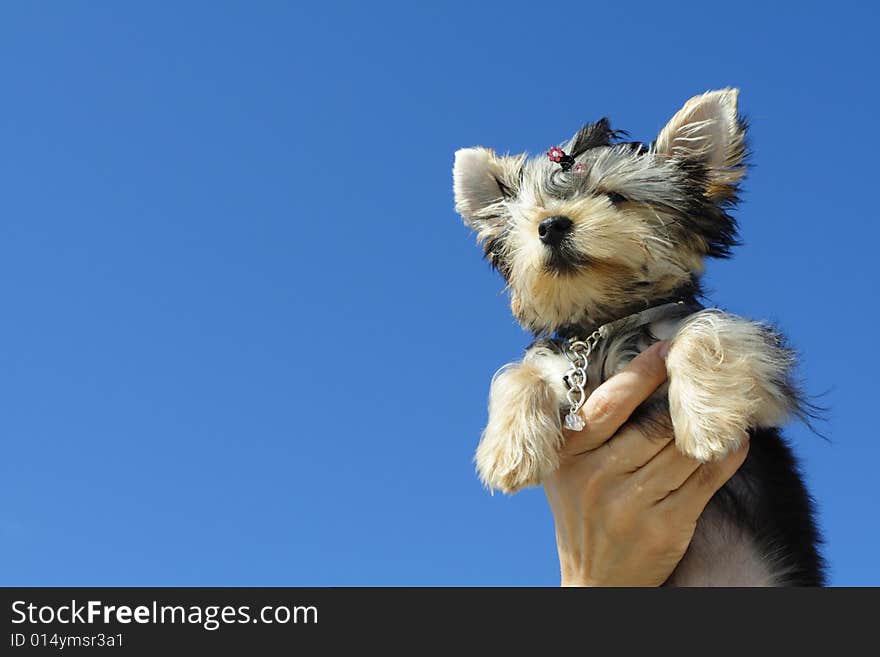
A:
[[453, 89, 824, 585]]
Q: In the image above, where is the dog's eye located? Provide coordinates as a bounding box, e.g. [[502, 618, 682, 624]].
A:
[[606, 191, 627, 205]]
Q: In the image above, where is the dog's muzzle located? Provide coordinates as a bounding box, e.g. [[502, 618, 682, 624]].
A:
[[538, 215, 573, 247]]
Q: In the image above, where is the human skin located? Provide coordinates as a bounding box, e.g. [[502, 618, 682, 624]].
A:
[[543, 341, 750, 587]]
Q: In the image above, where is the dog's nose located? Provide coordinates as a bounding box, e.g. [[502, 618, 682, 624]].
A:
[[538, 216, 573, 247]]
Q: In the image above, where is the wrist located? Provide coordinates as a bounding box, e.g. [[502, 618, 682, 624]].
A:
[[558, 554, 596, 587], [561, 575, 593, 587]]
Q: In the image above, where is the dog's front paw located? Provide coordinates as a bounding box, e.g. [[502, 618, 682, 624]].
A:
[[666, 310, 797, 462], [667, 373, 749, 462], [475, 360, 564, 494]]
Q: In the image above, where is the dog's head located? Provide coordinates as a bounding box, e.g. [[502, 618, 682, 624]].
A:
[[453, 89, 747, 335]]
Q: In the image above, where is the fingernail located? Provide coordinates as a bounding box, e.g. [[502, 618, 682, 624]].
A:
[[657, 341, 670, 361]]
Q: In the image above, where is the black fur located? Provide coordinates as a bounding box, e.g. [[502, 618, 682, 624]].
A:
[[699, 427, 826, 585], [675, 159, 742, 258], [569, 118, 620, 156], [483, 230, 512, 279]]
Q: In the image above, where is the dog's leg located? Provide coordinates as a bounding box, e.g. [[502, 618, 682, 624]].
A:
[[475, 342, 569, 493], [666, 309, 800, 461]]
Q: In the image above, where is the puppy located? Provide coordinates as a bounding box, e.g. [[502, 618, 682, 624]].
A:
[[453, 89, 824, 585]]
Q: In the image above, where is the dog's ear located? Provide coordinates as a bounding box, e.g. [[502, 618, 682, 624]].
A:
[[453, 147, 522, 242], [655, 88, 747, 198]]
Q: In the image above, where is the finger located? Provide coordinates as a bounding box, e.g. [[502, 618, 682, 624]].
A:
[[659, 440, 750, 519], [628, 440, 702, 502], [563, 341, 669, 455], [594, 416, 674, 475]]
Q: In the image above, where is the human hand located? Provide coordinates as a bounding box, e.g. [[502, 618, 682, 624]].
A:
[[543, 341, 750, 587]]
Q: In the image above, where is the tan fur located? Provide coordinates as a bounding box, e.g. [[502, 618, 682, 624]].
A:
[[476, 346, 568, 493], [452, 147, 524, 244], [504, 196, 704, 332], [655, 88, 746, 196], [666, 310, 795, 461]]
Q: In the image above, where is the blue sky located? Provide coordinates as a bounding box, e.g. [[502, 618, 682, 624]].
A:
[[1, 1, 877, 586]]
